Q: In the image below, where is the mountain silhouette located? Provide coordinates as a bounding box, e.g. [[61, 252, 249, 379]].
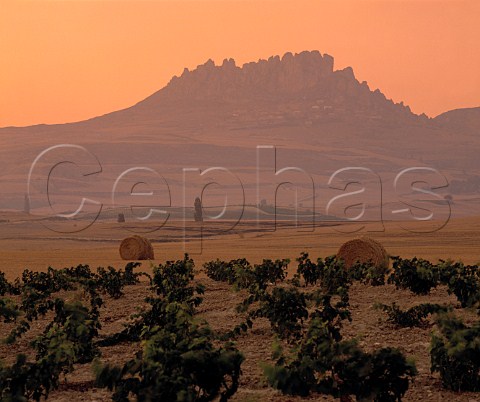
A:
[[0, 51, 478, 216], [93, 50, 425, 129]]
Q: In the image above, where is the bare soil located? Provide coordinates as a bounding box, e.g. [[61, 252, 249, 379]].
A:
[[1, 215, 480, 401]]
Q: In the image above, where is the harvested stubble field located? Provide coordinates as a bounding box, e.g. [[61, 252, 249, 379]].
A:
[[1, 213, 480, 401]]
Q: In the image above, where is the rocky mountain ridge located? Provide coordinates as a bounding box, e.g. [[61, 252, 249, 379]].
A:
[[135, 50, 422, 125], [0, 51, 479, 215]]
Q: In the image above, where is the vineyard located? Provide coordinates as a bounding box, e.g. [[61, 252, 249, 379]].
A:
[[1, 254, 480, 401]]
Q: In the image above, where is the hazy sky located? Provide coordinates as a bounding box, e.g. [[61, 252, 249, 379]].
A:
[[1, 0, 479, 127]]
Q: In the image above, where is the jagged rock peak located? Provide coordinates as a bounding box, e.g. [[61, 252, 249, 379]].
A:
[[71, 48, 427, 130], [177, 51, 334, 72], [222, 58, 236, 68], [165, 51, 338, 98], [141, 51, 418, 121]]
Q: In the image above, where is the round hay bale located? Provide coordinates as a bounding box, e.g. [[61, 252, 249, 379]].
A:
[[119, 235, 154, 260], [336, 237, 388, 270]]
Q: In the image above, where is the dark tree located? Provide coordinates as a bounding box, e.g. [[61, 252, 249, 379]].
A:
[[194, 197, 203, 222]]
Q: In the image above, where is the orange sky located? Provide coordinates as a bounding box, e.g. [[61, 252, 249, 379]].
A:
[[0, 0, 479, 127]]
